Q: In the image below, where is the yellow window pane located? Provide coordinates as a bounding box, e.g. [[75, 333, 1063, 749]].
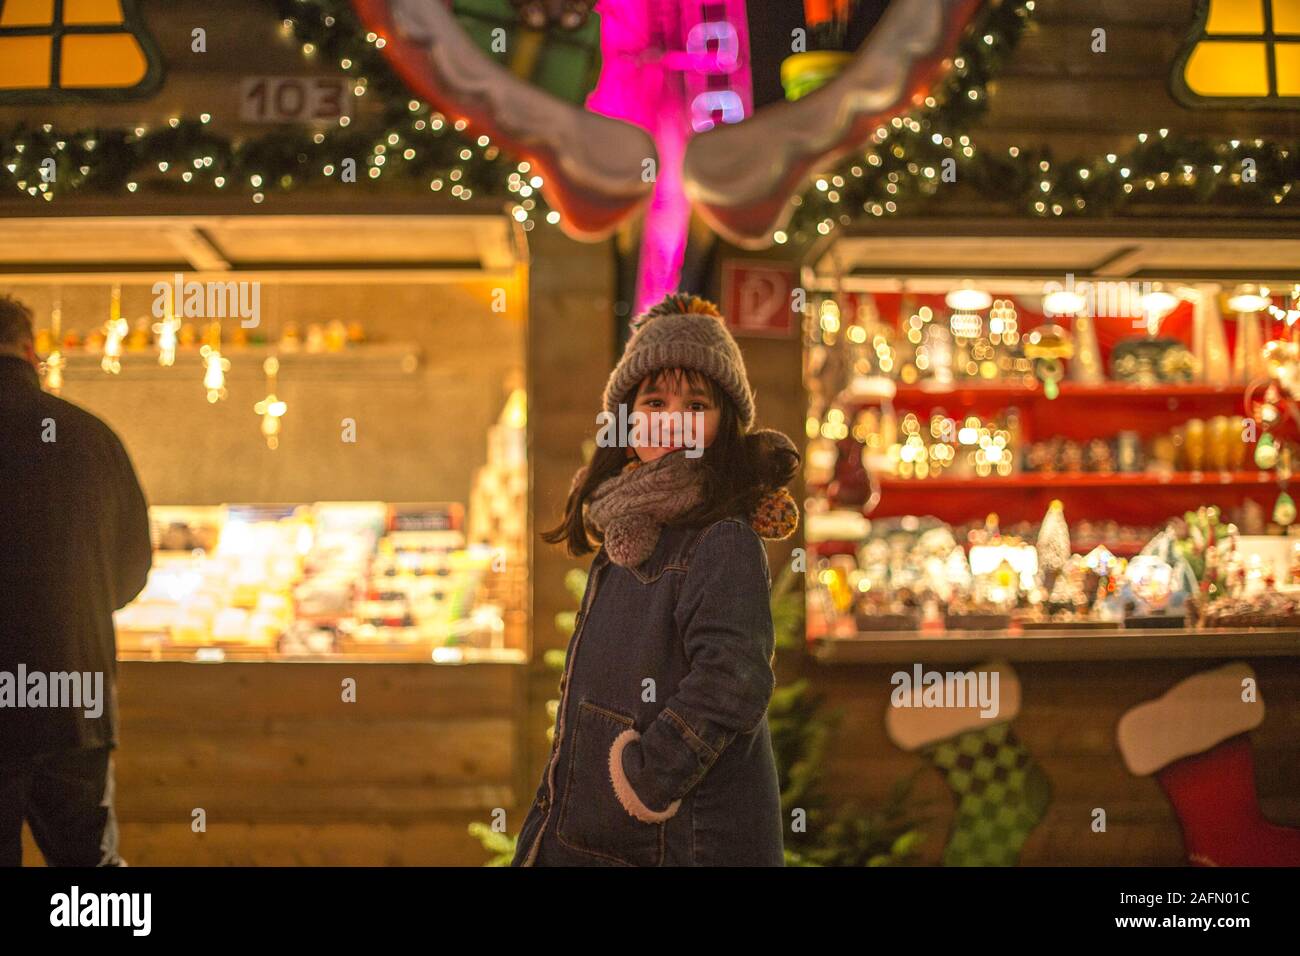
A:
[[0, 0, 54, 27], [62, 0, 125, 26], [1274, 42, 1300, 94], [1205, 0, 1264, 33], [1273, 0, 1300, 33], [0, 34, 52, 88], [59, 33, 147, 88], [1184, 41, 1270, 95]]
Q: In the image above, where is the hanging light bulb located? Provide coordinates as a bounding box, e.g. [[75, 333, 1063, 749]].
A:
[[1042, 288, 1086, 316], [199, 321, 228, 402], [200, 346, 230, 403], [945, 282, 992, 312], [44, 292, 65, 394], [1227, 283, 1271, 313], [152, 285, 180, 366], [254, 356, 287, 449], [1138, 283, 1180, 337], [102, 284, 127, 374]]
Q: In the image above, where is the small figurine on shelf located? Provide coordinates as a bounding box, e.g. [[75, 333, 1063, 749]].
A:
[[279, 321, 301, 353], [1060, 440, 1085, 474], [1036, 499, 1072, 592], [1086, 438, 1115, 475], [326, 320, 348, 352], [1025, 441, 1054, 475], [1045, 558, 1089, 618], [305, 323, 326, 353], [127, 318, 151, 351]]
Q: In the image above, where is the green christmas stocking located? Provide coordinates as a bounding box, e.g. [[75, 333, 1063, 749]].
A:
[[886, 661, 1052, 866]]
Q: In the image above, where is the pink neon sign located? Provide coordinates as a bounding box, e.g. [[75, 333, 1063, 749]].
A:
[[587, 0, 754, 312]]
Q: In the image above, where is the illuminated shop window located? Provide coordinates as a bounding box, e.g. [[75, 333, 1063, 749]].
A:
[[1174, 0, 1300, 103], [0, 0, 161, 99]]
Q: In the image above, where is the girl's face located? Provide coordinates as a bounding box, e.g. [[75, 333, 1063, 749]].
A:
[[629, 369, 721, 463]]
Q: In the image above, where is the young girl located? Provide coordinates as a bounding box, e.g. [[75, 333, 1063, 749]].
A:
[[511, 293, 799, 867]]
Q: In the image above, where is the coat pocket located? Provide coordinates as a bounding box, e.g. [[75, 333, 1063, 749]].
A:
[[556, 700, 665, 867]]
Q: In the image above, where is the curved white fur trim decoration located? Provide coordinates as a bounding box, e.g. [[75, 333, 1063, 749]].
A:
[[1116, 662, 1264, 776], [885, 660, 1022, 752], [609, 728, 681, 824]]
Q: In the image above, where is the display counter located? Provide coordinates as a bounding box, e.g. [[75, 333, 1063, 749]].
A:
[[811, 625, 1300, 663], [116, 497, 526, 664]]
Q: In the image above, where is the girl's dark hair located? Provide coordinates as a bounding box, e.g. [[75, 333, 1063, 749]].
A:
[[542, 367, 800, 557]]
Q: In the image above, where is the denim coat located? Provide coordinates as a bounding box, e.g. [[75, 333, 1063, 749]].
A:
[[511, 516, 784, 866]]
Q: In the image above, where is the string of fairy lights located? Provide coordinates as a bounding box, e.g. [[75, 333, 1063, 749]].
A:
[[0, 0, 554, 231], [780, 0, 1300, 246]]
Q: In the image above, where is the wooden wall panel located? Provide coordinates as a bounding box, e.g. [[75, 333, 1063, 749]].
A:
[[785, 655, 1300, 866], [17, 661, 525, 865]]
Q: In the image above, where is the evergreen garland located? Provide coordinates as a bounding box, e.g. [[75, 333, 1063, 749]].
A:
[[0, 0, 550, 230], [782, 0, 1300, 246]]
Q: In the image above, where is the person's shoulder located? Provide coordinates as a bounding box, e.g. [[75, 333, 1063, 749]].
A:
[[37, 392, 124, 450], [685, 515, 765, 562]]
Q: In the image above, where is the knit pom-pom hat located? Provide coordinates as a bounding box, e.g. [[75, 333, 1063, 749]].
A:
[[602, 293, 755, 430]]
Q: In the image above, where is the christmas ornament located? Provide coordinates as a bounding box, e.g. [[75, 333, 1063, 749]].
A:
[[1274, 491, 1296, 527], [1023, 323, 1073, 399], [1117, 663, 1300, 866], [1255, 433, 1278, 469], [1263, 337, 1300, 401]]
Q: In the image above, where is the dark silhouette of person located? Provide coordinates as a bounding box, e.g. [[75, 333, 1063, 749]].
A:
[[0, 293, 152, 866]]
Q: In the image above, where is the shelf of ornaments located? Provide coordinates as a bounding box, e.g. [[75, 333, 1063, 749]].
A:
[[813, 534, 1153, 557], [880, 381, 1248, 403], [50, 342, 423, 380], [878, 471, 1275, 490]]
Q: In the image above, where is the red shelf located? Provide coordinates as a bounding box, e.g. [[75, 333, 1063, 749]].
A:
[[880, 471, 1271, 490], [863, 382, 1245, 405]]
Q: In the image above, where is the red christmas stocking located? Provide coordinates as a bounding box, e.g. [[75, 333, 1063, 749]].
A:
[[1117, 662, 1300, 867]]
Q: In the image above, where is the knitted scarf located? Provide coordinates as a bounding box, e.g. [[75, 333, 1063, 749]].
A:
[[580, 432, 800, 568]]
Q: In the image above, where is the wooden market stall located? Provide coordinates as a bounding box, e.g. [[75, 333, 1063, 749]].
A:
[[716, 0, 1300, 864], [0, 0, 617, 865]]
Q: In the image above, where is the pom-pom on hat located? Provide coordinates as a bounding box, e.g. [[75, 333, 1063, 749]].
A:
[[602, 293, 756, 430]]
